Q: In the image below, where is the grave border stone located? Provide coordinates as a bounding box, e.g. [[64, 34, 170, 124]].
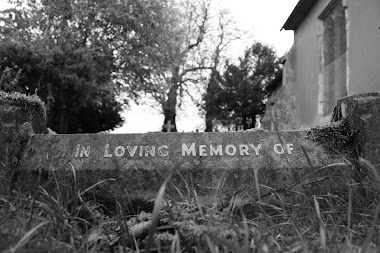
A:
[[4, 91, 379, 206]]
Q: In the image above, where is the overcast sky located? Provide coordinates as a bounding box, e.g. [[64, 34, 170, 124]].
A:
[[222, 0, 298, 57], [0, 0, 299, 133]]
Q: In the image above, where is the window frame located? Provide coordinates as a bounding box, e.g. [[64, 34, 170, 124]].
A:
[[318, 0, 349, 122]]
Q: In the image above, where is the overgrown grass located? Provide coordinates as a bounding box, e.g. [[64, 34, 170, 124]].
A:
[[1, 159, 380, 253], [2, 119, 380, 252]]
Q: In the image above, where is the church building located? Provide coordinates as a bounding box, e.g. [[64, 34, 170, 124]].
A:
[[262, 0, 380, 129]]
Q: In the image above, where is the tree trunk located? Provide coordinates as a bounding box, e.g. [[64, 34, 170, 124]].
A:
[[205, 112, 213, 132], [204, 81, 214, 132], [204, 70, 219, 132], [242, 115, 247, 130], [59, 109, 69, 133], [162, 67, 180, 132], [59, 98, 69, 133]]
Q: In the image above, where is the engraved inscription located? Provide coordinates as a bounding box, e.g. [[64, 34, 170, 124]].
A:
[[103, 144, 169, 158], [74, 143, 294, 158]]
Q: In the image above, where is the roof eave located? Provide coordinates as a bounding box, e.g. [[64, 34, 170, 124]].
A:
[[282, 0, 319, 31]]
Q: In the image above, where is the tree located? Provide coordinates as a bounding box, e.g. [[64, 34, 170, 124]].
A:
[[129, 0, 212, 132], [0, 39, 124, 133], [208, 42, 281, 131], [0, 0, 177, 133], [203, 9, 241, 132], [132, 0, 242, 132]]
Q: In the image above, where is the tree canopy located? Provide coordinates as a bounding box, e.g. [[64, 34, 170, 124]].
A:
[[0, 0, 179, 133], [0, 0, 280, 133], [128, 0, 242, 132], [0, 40, 123, 133], [205, 42, 281, 131]]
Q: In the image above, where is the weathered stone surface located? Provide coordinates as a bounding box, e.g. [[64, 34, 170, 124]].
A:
[[332, 92, 380, 168], [262, 44, 297, 131], [0, 91, 353, 204], [0, 91, 47, 193], [17, 131, 347, 203], [0, 91, 47, 134]]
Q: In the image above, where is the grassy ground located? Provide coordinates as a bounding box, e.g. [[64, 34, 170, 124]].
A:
[[1, 158, 380, 253]]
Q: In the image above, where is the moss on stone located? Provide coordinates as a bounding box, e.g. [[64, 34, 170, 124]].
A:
[[0, 90, 46, 121], [306, 118, 358, 160]]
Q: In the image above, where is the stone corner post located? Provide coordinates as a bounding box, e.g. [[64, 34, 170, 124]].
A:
[[0, 91, 48, 193], [331, 92, 380, 168]]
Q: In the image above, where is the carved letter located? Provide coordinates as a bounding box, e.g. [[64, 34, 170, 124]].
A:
[[182, 143, 196, 156], [225, 145, 237, 156], [274, 144, 285, 154], [199, 145, 207, 156], [75, 144, 81, 157], [114, 146, 125, 157], [80, 146, 91, 158], [145, 146, 155, 157], [210, 145, 223, 156], [287, 144, 294, 154], [126, 146, 138, 157], [249, 144, 262, 156], [239, 144, 249, 156], [104, 144, 113, 157], [158, 145, 168, 157]]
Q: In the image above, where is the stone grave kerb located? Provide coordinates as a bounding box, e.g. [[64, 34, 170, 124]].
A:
[[3, 90, 379, 206]]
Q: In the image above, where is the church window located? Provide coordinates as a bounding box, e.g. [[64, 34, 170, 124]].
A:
[[319, 0, 348, 117]]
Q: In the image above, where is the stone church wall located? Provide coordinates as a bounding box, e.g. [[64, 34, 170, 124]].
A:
[[262, 45, 296, 131]]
